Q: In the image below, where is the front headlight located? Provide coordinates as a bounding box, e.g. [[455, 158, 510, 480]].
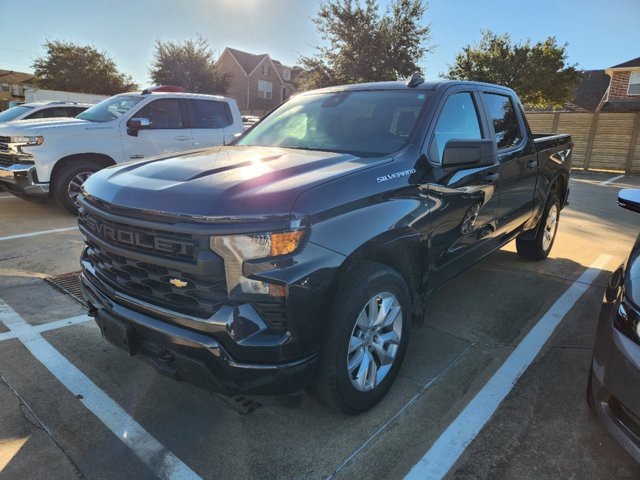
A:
[[11, 135, 44, 146], [211, 229, 306, 296]]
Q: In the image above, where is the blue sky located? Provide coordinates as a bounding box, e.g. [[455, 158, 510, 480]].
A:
[[0, 0, 638, 86]]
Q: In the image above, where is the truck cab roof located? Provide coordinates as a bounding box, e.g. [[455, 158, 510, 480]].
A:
[[302, 79, 516, 96]]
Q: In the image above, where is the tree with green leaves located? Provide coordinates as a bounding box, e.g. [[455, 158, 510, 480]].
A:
[[296, 0, 432, 90], [445, 31, 582, 109], [149, 37, 228, 95], [32, 40, 137, 95]]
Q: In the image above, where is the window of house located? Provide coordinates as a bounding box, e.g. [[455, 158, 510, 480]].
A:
[[282, 68, 291, 81], [258, 80, 273, 100], [482, 92, 522, 150], [133, 99, 184, 129], [1, 83, 8, 92], [429, 92, 482, 164], [261, 63, 269, 76], [629, 72, 640, 96]]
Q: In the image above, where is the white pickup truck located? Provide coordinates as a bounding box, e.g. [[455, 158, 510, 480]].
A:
[[0, 87, 243, 212]]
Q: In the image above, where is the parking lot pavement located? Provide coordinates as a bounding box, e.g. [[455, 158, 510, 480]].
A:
[[1, 170, 640, 479]]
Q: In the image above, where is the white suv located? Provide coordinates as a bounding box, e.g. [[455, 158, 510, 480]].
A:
[[0, 101, 92, 123], [0, 87, 243, 212]]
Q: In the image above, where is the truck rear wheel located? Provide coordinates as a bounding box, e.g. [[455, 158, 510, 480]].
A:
[[516, 193, 560, 260], [312, 261, 411, 414], [53, 162, 101, 214]]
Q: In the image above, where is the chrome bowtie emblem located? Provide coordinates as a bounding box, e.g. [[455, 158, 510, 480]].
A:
[[169, 278, 188, 288]]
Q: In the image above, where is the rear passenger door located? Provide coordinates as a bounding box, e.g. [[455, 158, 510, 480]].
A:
[[186, 99, 230, 148], [480, 91, 538, 235], [122, 98, 193, 160]]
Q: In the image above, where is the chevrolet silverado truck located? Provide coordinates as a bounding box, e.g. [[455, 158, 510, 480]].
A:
[[78, 77, 573, 414], [0, 86, 242, 212]]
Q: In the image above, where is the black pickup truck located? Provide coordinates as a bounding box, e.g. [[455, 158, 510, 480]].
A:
[[78, 78, 573, 414]]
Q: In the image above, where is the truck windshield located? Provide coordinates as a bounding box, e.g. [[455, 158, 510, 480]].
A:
[[77, 95, 144, 123], [237, 90, 431, 157], [0, 106, 33, 122]]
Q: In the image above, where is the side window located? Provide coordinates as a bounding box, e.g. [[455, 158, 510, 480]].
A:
[[49, 108, 73, 118], [482, 93, 522, 150], [25, 109, 49, 119], [133, 99, 184, 129], [430, 92, 482, 164], [188, 100, 232, 128]]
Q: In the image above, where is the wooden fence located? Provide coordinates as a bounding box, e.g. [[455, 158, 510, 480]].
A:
[[525, 112, 640, 173]]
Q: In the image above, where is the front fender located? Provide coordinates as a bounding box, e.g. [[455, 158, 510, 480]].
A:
[[307, 198, 427, 257]]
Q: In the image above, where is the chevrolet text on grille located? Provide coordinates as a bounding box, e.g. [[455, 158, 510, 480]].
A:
[[81, 213, 194, 257]]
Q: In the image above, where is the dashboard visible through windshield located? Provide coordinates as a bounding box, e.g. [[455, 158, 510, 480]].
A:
[[237, 90, 431, 157]]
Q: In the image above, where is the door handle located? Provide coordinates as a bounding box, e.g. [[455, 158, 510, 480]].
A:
[[485, 172, 499, 183], [174, 135, 191, 141], [527, 159, 538, 169]]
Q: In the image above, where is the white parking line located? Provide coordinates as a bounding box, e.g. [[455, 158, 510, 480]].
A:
[[404, 254, 612, 480], [0, 300, 201, 480], [0, 195, 15, 199], [0, 314, 91, 342], [0, 226, 78, 242], [601, 174, 625, 185]]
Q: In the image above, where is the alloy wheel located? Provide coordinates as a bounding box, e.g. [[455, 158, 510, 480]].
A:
[[347, 292, 403, 392], [542, 204, 558, 251], [67, 171, 94, 206]]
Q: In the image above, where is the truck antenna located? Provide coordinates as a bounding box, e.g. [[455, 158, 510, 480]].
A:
[[407, 72, 424, 88]]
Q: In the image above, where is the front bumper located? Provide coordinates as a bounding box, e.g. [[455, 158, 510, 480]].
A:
[[0, 163, 49, 197], [590, 294, 640, 462], [81, 271, 318, 396]]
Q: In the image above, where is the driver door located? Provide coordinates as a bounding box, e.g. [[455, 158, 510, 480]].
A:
[[424, 89, 501, 289], [121, 98, 193, 160]]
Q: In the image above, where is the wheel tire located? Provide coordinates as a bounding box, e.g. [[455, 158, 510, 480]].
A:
[[516, 193, 561, 261], [53, 162, 101, 214], [312, 261, 411, 414]]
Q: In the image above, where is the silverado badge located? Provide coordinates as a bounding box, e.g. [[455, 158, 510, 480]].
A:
[[169, 278, 189, 288]]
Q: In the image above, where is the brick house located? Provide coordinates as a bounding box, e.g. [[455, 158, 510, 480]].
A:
[[216, 47, 296, 116], [600, 57, 640, 112], [0, 69, 34, 110]]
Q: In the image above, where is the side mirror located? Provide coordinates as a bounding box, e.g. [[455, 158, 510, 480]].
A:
[[126, 117, 150, 137], [618, 189, 640, 214], [442, 139, 497, 168]]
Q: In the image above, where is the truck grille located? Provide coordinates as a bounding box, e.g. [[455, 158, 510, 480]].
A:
[[0, 154, 14, 167], [79, 209, 199, 262], [84, 242, 228, 318]]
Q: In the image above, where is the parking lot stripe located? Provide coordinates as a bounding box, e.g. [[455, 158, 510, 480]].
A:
[[0, 300, 202, 480], [404, 254, 612, 480], [0, 226, 78, 242], [0, 314, 92, 342], [601, 174, 625, 185]]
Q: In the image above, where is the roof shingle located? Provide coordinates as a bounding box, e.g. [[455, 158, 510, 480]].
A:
[[226, 48, 268, 75], [610, 57, 640, 69]]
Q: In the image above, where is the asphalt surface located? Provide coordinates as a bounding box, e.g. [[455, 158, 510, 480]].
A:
[[0, 171, 639, 479]]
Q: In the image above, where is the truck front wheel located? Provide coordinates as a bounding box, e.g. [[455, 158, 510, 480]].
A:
[[312, 261, 411, 414], [53, 162, 102, 214], [516, 192, 561, 260]]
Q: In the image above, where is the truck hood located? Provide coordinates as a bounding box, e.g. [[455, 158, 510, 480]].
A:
[[0, 117, 98, 135], [83, 146, 386, 221]]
